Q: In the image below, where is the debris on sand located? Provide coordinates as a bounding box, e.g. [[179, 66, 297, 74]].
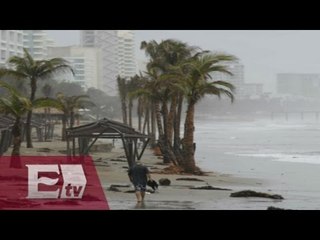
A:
[[230, 190, 284, 200], [176, 177, 205, 182], [190, 185, 231, 191], [267, 206, 291, 210]]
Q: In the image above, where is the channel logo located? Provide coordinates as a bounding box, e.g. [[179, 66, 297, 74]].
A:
[[27, 164, 87, 199], [0, 156, 109, 210]]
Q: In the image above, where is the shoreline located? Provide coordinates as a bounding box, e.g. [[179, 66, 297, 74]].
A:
[[3, 139, 282, 210]]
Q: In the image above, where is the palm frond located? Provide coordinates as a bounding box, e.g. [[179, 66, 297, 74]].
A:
[[212, 81, 236, 92], [32, 97, 64, 110]]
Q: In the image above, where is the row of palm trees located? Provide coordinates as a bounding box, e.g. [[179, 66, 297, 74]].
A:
[[0, 49, 94, 167], [0, 49, 74, 148], [117, 39, 237, 173]]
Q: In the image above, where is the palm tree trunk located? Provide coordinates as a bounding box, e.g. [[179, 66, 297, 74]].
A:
[[121, 100, 127, 124], [154, 101, 168, 162], [137, 98, 143, 132], [167, 96, 177, 147], [26, 111, 33, 148], [182, 101, 196, 173], [150, 104, 156, 146], [62, 114, 67, 141], [142, 107, 149, 135], [26, 78, 36, 148], [162, 101, 176, 164], [70, 110, 75, 129], [11, 117, 22, 168], [128, 99, 133, 127], [173, 94, 183, 164]]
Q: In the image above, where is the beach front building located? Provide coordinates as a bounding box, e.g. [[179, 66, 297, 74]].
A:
[[277, 73, 320, 99], [47, 46, 102, 89], [0, 30, 24, 67], [81, 30, 118, 95], [23, 30, 55, 60], [212, 62, 263, 99], [117, 30, 137, 79], [81, 30, 137, 96]]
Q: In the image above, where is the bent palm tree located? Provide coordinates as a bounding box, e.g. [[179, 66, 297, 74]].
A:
[[55, 93, 94, 141], [0, 49, 73, 148], [175, 53, 237, 173], [0, 81, 62, 168]]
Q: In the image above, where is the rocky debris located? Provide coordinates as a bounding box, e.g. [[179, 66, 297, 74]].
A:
[[159, 165, 184, 174], [230, 190, 284, 200], [94, 164, 110, 167], [176, 177, 205, 182], [110, 184, 130, 188], [124, 189, 155, 194], [267, 206, 291, 210], [37, 148, 51, 152], [150, 167, 160, 170], [190, 185, 231, 191], [107, 186, 121, 192], [159, 178, 171, 186], [110, 158, 126, 162]]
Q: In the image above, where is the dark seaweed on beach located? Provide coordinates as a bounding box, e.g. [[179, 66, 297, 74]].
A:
[[190, 185, 231, 191], [230, 190, 284, 199], [176, 177, 205, 182]]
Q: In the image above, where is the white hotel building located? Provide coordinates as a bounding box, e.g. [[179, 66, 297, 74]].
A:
[[0, 30, 24, 66]]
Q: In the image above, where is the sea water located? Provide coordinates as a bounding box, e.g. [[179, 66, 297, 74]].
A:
[[194, 116, 320, 209]]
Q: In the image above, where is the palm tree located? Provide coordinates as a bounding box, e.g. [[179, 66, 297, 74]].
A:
[[175, 53, 236, 173], [0, 49, 73, 148], [55, 93, 94, 141], [0, 81, 62, 168], [140, 40, 190, 164], [41, 84, 53, 140], [117, 76, 128, 125]]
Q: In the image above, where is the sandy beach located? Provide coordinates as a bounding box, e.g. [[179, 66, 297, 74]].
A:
[[2, 137, 286, 210]]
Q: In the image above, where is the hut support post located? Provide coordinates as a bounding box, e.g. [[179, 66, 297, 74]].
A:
[[138, 138, 150, 160]]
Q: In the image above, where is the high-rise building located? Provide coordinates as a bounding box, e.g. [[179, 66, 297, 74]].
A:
[[117, 30, 136, 79], [47, 46, 102, 89], [23, 30, 55, 60], [81, 30, 118, 95], [212, 62, 263, 99], [0, 30, 24, 66], [277, 73, 320, 99], [212, 62, 245, 97], [81, 30, 136, 95]]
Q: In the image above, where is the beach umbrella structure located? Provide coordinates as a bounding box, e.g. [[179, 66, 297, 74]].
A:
[[66, 118, 151, 167]]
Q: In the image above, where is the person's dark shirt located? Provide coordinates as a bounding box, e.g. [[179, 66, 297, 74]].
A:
[[128, 164, 149, 186]]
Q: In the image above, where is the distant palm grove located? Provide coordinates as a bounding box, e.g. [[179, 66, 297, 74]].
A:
[[0, 39, 237, 173]]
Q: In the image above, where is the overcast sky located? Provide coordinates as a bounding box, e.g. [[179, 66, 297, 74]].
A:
[[46, 30, 320, 93]]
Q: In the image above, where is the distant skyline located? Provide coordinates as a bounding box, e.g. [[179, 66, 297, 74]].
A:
[[46, 30, 320, 93]]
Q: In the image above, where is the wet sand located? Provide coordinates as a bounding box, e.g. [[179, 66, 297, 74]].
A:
[[3, 139, 286, 210]]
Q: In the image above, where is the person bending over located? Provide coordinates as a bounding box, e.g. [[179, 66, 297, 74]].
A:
[[128, 160, 151, 202]]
